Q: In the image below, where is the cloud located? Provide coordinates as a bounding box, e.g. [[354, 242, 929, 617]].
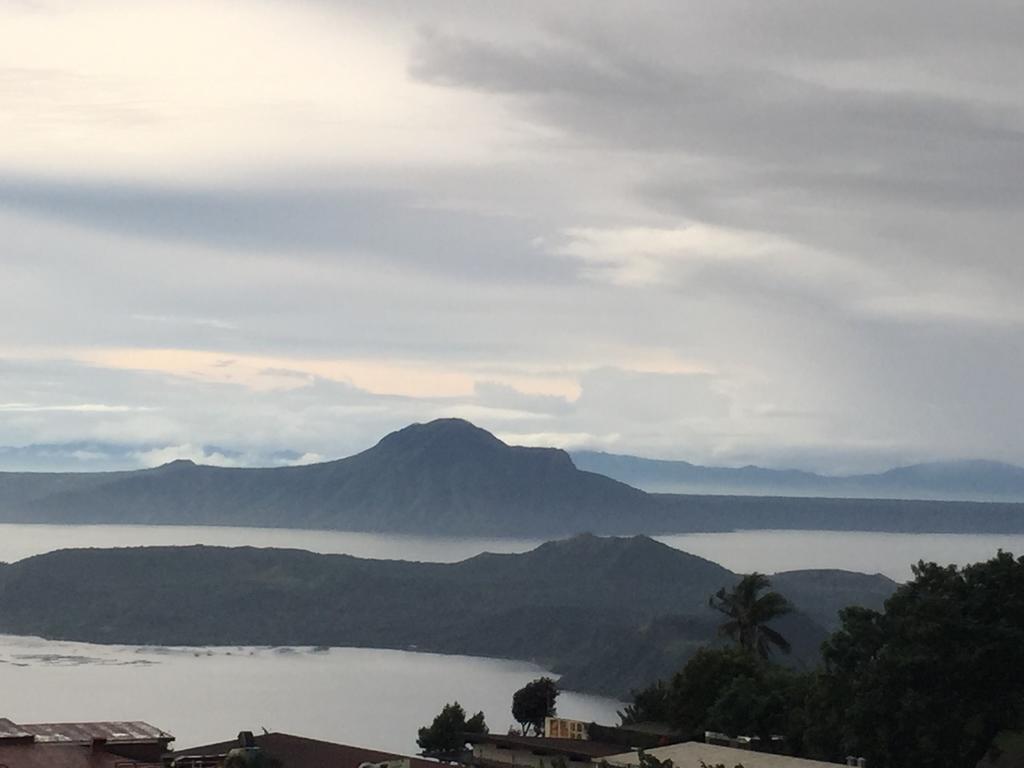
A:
[[0, 402, 151, 413], [547, 224, 813, 285], [0, 178, 570, 283], [1, 1, 1023, 473]]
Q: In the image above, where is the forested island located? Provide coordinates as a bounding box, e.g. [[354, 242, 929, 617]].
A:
[[0, 534, 894, 696]]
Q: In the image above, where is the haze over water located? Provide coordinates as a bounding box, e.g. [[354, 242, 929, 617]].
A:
[[0, 635, 621, 755], [1, 523, 1022, 581]]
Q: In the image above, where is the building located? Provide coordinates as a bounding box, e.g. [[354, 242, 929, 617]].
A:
[[541, 719, 680, 751], [545, 718, 589, 741], [0, 717, 173, 767], [173, 731, 439, 768], [602, 742, 844, 768], [465, 733, 628, 768]]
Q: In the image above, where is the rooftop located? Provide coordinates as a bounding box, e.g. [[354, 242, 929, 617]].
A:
[[468, 733, 628, 760], [15, 720, 173, 744], [0, 717, 171, 768], [604, 742, 842, 768], [174, 731, 437, 768]]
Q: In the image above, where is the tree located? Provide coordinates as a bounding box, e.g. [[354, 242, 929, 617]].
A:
[[638, 750, 675, 768], [706, 665, 811, 748], [512, 677, 559, 735], [805, 552, 1024, 768], [417, 702, 488, 757], [709, 573, 792, 659], [667, 647, 761, 737], [619, 680, 671, 726], [620, 644, 813, 747]]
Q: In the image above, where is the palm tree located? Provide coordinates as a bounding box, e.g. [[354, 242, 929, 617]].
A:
[[709, 572, 792, 659]]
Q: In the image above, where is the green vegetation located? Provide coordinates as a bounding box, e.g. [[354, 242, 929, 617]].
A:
[[416, 702, 487, 757], [512, 677, 559, 735], [805, 551, 1024, 768], [622, 647, 808, 745], [622, 552, 1024, 768], [709, 573, 792, 659]]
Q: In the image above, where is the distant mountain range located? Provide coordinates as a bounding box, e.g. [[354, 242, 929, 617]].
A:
[[0, 534, 897, 696], [572, 451, 1024, 502], [2, 418, 1023, 535]]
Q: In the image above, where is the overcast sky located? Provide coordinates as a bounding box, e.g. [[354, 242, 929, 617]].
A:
[[2, 0, 1023, 473]]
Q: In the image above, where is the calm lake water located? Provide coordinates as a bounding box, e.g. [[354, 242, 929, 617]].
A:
[[0, 634, 622, 755], [1, 523, 1022, 581]]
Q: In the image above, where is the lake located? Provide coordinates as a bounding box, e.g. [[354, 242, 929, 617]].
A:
[[2, 524, 1021, 753], [1, 523, 1022, 580], [0, 634, 622, 756]]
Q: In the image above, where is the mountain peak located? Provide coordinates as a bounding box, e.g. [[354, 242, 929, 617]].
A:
[[376, 418, 505, 450], [153, 458, 197, 471]]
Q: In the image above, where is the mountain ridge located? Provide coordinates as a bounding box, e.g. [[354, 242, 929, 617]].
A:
[[0, 534, 897, 697], [572, 450, 1024, 502], [2, 418, 1024, 534]]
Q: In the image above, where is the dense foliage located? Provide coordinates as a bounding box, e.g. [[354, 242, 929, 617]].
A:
[[622, 647, 808, 745], [623, 552, 1024, 768], [805, 552, 1024, 768], [512, 677, 559, 735], [417, 702, 487, 757]]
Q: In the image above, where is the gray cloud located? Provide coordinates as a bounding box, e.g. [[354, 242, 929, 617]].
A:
[[1, 0, 1023, 473], [0, 177, 570, 282]]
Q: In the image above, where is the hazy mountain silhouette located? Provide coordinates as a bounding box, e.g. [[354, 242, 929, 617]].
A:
[[0, 419, 650, 535], [573, 451, 1024, 502], [2, 418, 1023, 534]]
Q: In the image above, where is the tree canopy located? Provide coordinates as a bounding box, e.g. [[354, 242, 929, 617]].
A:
[[623, 646, 807, 743], [805, 552, 1024, 768], [512, 677, 559, 735], [417, 701, 488, 757], [623, 551, 1024, 768], [709, 573, 792, 659]]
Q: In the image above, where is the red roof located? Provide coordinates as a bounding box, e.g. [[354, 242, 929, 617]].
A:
[[174, 732, 438, 768]]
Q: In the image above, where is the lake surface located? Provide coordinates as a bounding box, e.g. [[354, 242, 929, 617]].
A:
[[1, 523, 1022, 580], [0, 634, 622, 756]]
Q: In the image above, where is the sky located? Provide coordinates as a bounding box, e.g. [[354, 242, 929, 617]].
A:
[[2, 0, 1023, 474]]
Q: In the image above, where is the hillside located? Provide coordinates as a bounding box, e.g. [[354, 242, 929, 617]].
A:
[[0, 419, 651, 535], [0, 535, 897, 697], [1, 418, 1023, 535], [573, 451, 1024, 502]]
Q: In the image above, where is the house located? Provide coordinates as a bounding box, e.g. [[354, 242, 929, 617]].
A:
[[601, 741, 845, 768], [0, 717, 173, 767], [173, 731, 438, 768], [465, 733, 627, 768], [545, 718, 589, 741]]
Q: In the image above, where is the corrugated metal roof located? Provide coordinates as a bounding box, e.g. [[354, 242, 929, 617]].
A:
[[19, 721, 173, 744]]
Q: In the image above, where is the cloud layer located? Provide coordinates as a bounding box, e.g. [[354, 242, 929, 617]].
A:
[[2, 0, 1022, 472]]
